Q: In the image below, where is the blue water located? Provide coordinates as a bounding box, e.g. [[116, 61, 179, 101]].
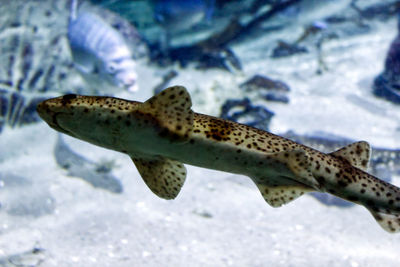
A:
[[1, 0, 400, 266]]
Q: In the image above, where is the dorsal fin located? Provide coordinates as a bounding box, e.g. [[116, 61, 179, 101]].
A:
[[139, 86, 194, 140], [131, 156, 186, 199], [329, 141, 371, 171]]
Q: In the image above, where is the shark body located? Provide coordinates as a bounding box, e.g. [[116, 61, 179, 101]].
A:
[[37, 86, 400, 233]]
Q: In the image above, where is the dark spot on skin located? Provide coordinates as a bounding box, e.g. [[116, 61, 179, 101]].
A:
[[347, 196, 359, 201], [316, 176, 325, 186], [125, 121, 131, 126], [84, 108, 88, 113], [61, 94, 77, 105], [362, 160, 368, 167], [338, 181, 348, 187], [212, 134, 222, 141]]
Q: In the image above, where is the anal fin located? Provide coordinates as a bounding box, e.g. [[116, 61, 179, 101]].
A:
[[256, 183, 314, 207], [131, 156, 186, 199], [368, 208, 400, 233]]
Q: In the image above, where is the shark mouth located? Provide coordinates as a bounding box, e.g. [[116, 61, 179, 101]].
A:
[[51, 112, 76, 137]]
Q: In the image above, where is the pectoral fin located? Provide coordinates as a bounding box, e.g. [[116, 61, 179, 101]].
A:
[[329, 141, 371, 171], [256, 183, 314, 207], [131, 156, 186, 199]]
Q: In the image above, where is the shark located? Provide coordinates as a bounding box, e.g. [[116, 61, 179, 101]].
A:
[[36, 86, 400, 233]]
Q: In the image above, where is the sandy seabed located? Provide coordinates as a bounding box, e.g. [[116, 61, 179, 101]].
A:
[[1, 2, 400, 266]]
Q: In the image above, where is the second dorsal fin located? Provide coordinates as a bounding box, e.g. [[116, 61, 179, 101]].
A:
[[329, 141, 371, 171]]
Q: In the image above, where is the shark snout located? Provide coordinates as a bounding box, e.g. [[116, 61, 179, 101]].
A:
[[36, 96, 76, 133], [36, 100, 55, 125]]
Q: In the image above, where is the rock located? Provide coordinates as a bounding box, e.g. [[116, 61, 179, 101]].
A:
[[372, 13, 400, 103], [54, 135, 123, 194], [240, 74, 290, 92], [271, 40, 308, 58], [220, 98, 274, 131], [240, 74, 290, 103]]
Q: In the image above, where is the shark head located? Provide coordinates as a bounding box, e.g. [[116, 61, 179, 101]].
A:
[[36, 94, 78, 136], [36, 94, 140, 149], [36, 87, 193, 153]]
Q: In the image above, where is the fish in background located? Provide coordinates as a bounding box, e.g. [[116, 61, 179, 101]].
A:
[[154, 0, 214, 34], [0, 0, 88, 134], [68, 0, 138, 92], [153, 0, 215, 51]]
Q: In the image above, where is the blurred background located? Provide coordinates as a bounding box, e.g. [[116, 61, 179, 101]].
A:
[[1, 0, 400, 266]]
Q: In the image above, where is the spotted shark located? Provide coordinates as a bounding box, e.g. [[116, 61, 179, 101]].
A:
[[36, 86, 400, 233]]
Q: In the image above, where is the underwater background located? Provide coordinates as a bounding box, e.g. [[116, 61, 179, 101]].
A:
[[1, 0, 400, 266]]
